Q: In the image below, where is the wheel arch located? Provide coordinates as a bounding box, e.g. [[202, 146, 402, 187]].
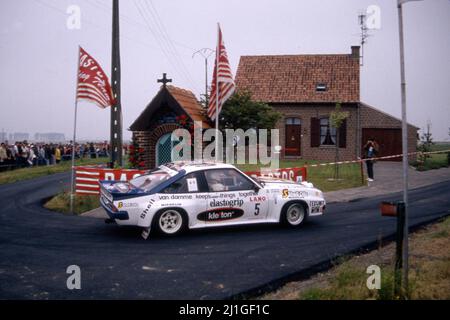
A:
[[150, 206, 190, 229], [279, 200, 309, 222]]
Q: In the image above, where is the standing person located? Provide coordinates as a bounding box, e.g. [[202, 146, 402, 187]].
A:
[[6, 143, 13, 169], [0, 143, 7, 172], [44, 144, 49, 165], [38, 145, 46, 166], [50, 144, 56, 165], [14, 142, 20, 168], [363, 138, 379, 182], [79, 143, 84, 159], [21, 143, 29, 167], [89, 142, 96, 159], [55, 145, 61, 164], [28, 145, 36, 167], [44, 144, 51, 165]]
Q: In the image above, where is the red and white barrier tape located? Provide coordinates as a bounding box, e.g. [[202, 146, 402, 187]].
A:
[[302, 149, 450, 168]]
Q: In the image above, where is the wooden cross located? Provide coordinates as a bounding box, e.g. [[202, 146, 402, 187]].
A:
[[157, 73, 172, 87]]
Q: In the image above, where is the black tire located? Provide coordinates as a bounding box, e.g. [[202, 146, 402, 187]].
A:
[[153, 208, 187, 236], [280, 202, 308, 227]]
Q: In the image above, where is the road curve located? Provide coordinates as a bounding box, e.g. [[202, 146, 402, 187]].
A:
[[0, 173, 449, 299]]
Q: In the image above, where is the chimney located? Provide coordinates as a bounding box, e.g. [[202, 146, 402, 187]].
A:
[[351, 46, 360, 60]]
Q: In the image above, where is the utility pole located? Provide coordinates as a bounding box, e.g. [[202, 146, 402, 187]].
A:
[[193, 48, 215, 109], [110, 0, 123, 167], [397, 0, 423, 295]]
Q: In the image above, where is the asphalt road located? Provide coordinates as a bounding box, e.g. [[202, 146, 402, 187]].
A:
[[0, 172, 449, 299]]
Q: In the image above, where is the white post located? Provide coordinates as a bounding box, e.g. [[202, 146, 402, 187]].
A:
[[397, 0, 409, 293], [70, 47, 81, 214], [215, 23, 220, 162]]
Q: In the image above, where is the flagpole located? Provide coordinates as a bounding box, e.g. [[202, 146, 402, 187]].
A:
[[215, 23, 220, 162], [70, 46, 81, 214]]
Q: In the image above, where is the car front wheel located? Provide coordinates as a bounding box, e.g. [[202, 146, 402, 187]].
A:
[[155, 209, 186, 236], [281, 202, 308, 227]]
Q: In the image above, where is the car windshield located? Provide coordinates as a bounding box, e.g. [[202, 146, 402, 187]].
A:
[[129, 168, 174, 192]]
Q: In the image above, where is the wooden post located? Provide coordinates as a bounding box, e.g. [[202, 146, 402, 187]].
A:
[[111, 0, 123, 167], [360, 158, 365, 185]]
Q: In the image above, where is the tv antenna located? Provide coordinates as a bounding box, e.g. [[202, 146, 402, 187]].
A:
[[358, 12, 371, 66]]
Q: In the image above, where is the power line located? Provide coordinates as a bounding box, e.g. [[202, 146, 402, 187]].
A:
[[87, 0, 196, 52], [142, 0, 200, 91], [133, 0, 181, 82], [31, 0, 163, 52], [32, 0, 202, 93], [133, 0, 200, 92]]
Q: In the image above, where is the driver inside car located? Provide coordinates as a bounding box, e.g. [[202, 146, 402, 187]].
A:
[[208, 171, 227, 192]]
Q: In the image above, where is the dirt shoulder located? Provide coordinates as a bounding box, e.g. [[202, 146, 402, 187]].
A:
[[260, 216, 450, 300]]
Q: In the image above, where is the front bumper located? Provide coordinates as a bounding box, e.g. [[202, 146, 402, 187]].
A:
[[100, 196, 129, 220]]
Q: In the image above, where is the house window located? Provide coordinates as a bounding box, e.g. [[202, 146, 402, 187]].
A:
[[316, 83, 327, 92], [286, 118, 301, 125], [320, 118, 336, 146]]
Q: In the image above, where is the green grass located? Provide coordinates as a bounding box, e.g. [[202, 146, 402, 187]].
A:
[[414, 144, 450, 171], [295, 216, 450, 300], [0, 157, 108, 185], [237, 160, 365, 192], [430, 143, 450, 152], [44, 192, 100, 215]]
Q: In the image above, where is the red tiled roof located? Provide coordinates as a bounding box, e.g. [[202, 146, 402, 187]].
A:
[[129, 85, 211, 131], [166, 86, 211, 127], [235, 52, 360, 103]]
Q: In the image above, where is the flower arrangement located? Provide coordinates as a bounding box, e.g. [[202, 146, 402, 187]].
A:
[[175, 114, 194, 135], [128, 136, 145, 169]]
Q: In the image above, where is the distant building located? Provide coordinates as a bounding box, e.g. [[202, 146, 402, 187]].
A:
[[0, 131, 6, 143], [33, 132, 66, 142], [9, 132, 29, 142]]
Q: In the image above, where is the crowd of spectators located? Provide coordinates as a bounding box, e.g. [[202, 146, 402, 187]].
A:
[[0, 141, 111, 171]]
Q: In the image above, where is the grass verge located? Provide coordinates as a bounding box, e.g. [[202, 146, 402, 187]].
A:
[[44, 192, 100, 215], [413, 143, 450, 171], [237, 160, 365, 192], [260, 216, 450, 300], [0, 157, 107, 185]]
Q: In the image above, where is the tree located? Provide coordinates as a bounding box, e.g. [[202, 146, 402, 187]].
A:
[[198, 92, 210, 112], [417, 121, 434, 168], [329, 102, 349, 179], [219, 91, 282, 131]]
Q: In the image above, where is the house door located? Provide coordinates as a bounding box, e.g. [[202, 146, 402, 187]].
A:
[[156, 133, 180, 166], [285, 118, 302, 157]]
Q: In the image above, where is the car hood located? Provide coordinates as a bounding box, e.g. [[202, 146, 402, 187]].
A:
[[258, 178, 321, 196]]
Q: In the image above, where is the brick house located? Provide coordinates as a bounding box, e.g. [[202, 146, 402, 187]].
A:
[[129, 84, 210, 169], [234, 46, 418, 162]]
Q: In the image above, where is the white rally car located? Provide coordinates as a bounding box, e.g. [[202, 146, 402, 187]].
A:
[[99, 162, 326, 238]]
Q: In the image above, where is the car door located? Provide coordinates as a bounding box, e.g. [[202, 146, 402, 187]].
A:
[[202, 168, 269, 224], [158, 171, 209, 229]]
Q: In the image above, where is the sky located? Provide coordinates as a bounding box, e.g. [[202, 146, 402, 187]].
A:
[[0, 0, 449, 141]]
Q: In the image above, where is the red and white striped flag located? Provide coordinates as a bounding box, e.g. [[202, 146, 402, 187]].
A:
[[76, 47, 114, 108], [207, 25, 235, 121]]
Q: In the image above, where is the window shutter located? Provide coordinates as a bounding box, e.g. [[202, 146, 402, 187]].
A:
[[310, 118, 320, 147], [339, 119, 347, 148]]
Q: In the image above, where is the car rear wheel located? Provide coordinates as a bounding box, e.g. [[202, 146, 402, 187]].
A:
[[155, 209, 186, 236], [281, 202, 307, 227]]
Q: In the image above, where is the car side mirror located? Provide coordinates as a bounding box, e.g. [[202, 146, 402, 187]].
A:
[[253, 184, 260, 193]]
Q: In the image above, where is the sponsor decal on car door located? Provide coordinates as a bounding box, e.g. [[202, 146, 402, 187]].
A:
[[202, 168, 269, 223], [157, 172, 208, 228]]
